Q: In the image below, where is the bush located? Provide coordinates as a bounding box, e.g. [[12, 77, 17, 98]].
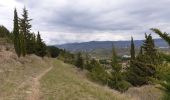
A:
[[88, 61, 109, 85], [116, 80, 132, 92], [75, 52, 84, 69], [108, 73, 132, 92]]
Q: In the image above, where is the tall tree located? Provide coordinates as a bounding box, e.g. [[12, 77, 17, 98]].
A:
[[108, 44, 129, 92], [128, 34, 158, 86], [19, 7, 32, 54], [143, 34, 159, 65], [130, 37, 135, 60], [35, 32, 46, 57], [13, 8, 21, 57], [20, 28, 26, 56], [151, 28, 170, 96]]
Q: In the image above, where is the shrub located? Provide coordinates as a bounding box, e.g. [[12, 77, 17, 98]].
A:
[[88, 61, 109, 85]]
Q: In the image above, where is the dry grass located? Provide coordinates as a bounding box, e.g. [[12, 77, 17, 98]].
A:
[[125, 85, 164, 100], [0, 50, 52, 100], [40, 60, 129, 100]]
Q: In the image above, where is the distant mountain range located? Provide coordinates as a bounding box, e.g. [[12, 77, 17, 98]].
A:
[[56, 39, 169, 52]]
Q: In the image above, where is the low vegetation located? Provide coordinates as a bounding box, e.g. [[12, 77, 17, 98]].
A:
[[40, 60, 129, 100]]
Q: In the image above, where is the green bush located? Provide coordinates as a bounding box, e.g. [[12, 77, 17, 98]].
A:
[[108, 73, 132, 92], [88, 61, 109, 85], [116, 80, 132, 92]]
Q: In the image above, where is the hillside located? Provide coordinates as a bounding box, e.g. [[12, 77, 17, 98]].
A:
[[56, 39, 170, 59], [56, 39, 169, 52], [40, 60, 163, 100], [0, 46, 164, 100]]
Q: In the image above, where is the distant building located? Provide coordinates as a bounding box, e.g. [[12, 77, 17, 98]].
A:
[[122, 55, 131, 59]]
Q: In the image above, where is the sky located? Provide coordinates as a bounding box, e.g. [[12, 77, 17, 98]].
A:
[[0, 0, 170, 45]]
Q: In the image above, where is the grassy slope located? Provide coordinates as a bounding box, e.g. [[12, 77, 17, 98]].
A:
[[0, 50, 164, 100], [0, 52, 51, 100], [40, 60, 128, 100]]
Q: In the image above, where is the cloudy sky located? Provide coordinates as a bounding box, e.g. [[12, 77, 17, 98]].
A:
[[0, 0, 170, 44]]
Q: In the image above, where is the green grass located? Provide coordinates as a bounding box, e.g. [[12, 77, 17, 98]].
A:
[[40, 60, 128, 100]]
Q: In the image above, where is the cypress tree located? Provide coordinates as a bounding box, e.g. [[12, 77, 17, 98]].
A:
[[130, 37, 135, 60], [20, 30, 26, 56], [13, 8, 21, 57], [128, 34, 158, 86]]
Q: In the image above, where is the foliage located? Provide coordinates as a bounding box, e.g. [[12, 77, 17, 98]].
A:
[[75, 52, 84, 69], [35, 32, 47, 57], [47, 46, 61, 58], [58, 49, 75, 64], [13, 8, 21, 57], [19, 7, 34, 55], [88, 59, 109, 85], [108, 44, 131, 92], [151, 28, 170, 100], [12, 8, 47, 57], [151, 28, 170, 46], [127, 34, 159, 86], [130, 37, 135, 60], [0, 25, 10, 38]]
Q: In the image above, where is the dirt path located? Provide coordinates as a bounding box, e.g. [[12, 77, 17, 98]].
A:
[[27, 66, 53, 100]]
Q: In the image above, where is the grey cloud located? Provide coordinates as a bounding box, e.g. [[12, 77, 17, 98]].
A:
[[7, 0, 170, 44]]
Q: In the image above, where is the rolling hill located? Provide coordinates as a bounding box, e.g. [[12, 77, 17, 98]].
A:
[[56, 39, 169, 52]]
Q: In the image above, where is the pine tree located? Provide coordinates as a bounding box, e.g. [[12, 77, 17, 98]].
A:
[[35, 32, 46, 57], [13, 8, 21, 57], [130, 37, 135, 60], [19, 7, 32, 54]]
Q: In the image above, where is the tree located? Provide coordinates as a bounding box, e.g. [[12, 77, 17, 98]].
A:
[[13, 8, 21, 57], [47, 46, 60, 58], [75, 52, 84, 69], [108, 44, 131, 92], [89, 59, 109, 85], [151, 28, 170, 46], [130, 37, 135, 60], [0, 25, 10, 38], [20, 28, 26, 56], [151, 28, 170, 99], [19, 7, 32, 54], [35, 32, 46, 57], [127, 34, 159, 86]]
